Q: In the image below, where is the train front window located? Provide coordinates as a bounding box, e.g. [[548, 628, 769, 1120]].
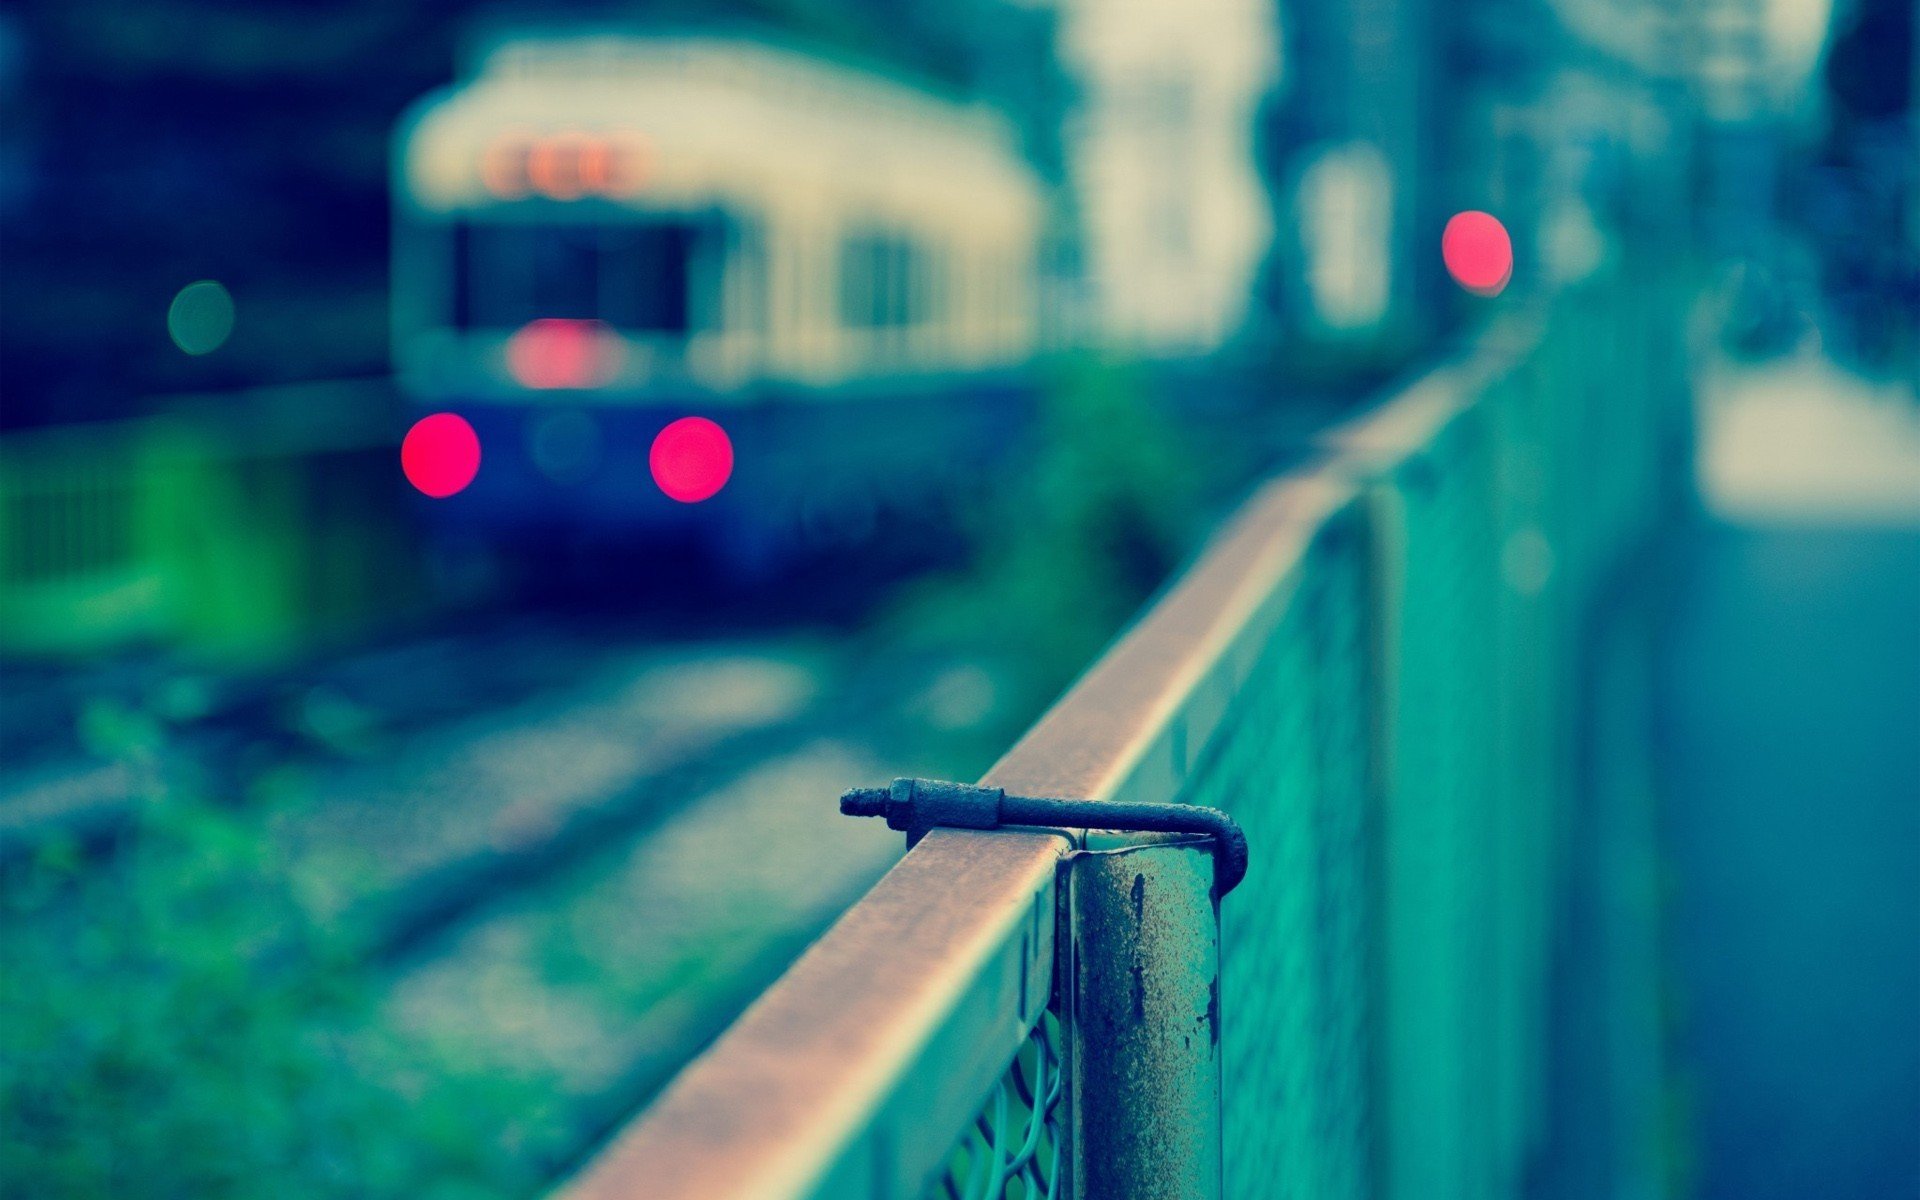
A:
[[599, 225, 696, 333], [456, 219, 709, 335]]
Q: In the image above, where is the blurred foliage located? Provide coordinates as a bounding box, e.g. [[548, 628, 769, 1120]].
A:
[[880, 355, 1208, 724], [0, 785, 568, 1199], [1807, 0, 1918, 383]]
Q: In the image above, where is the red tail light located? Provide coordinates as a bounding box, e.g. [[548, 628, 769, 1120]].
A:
[[505, 319, 625, 389]]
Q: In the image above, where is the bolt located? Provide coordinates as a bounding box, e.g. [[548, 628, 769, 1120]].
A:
[[839, 788, 891, 818]]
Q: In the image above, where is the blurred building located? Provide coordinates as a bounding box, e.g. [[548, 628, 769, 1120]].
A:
[[1270, 0, 1443, 346], [1047, 0, 1280, 356]]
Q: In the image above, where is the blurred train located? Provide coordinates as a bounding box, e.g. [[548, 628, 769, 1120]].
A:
[[392, 33, 1045, 570], [391, 16, 1650, 577]]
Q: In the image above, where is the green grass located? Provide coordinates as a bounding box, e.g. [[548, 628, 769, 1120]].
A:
[[0, 795, 568, 1199]]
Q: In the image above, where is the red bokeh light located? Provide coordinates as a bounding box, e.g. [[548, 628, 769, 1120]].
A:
[[506, 319, 624, 389], [402, 413, 481, 499], [480, 132, 647, 200], [1442, 211, 1514, 296], [527, 133, 587, 201], [650, 417, 734, 504]]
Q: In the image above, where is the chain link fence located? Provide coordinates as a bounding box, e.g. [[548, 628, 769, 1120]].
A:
[[557, 257, 1687, 1200]]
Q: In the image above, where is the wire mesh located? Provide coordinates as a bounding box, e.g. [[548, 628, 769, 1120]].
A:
[[1190, 276, 1673, 1200], [925, 1009, 1066, 1200], [1378, 407, 1504, 1200], [1199, 516, 1377, 1200], [558, 268, 1685, 1200]]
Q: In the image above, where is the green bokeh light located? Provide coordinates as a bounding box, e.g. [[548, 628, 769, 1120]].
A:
[[167, 280, 235, 355]]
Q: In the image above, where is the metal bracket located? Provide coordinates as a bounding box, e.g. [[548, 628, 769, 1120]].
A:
[[841, 777, 1248, 896]]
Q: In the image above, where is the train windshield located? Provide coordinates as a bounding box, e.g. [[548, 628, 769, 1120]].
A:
[[451, 219, 714, 335]]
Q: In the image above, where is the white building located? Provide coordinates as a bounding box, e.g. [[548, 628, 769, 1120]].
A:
[[1050, 0, 1281, 356]]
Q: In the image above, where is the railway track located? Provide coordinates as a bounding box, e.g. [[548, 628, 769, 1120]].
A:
[[0, 617, 619, 855], [363, 646, 1002, 1174], [282, 639, 834, 958], [1, 608, 1014, 1183], [0, 378, 1344, 1191]]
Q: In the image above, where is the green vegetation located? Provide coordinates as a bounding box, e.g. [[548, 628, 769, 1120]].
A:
[[0, 788, 567, 1199], [882, 355, 1209, 726], [0, 356, 1212, 1199]]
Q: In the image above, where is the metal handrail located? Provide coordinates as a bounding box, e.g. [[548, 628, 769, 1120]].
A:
[[554, 452, 1371, 1200], [554, 310, 1599, 1200], [555, 822, 1063, 1200]]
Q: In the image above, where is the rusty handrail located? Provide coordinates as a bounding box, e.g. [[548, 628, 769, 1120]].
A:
[[553, 321, 1546, 1200], [553, 462, 1364, 1200]]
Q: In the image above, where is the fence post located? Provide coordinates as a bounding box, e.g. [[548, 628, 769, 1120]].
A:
[[1063, 837, 1222, 1199]]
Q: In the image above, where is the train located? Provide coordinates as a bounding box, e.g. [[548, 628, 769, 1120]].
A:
[[392, 33, 1047, 571], [0, 9, 1684, 658], [389, 15, 1636, 577]]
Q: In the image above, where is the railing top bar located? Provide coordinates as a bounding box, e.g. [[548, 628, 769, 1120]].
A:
[[1319, 315, 1541, 468], [556, 827, 1065, 1200], [983, 464, 1360, 804], [556, 327, 1536, 1200], [1322, 364, 1477, 464], [556, 464, 1364, 1200]]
